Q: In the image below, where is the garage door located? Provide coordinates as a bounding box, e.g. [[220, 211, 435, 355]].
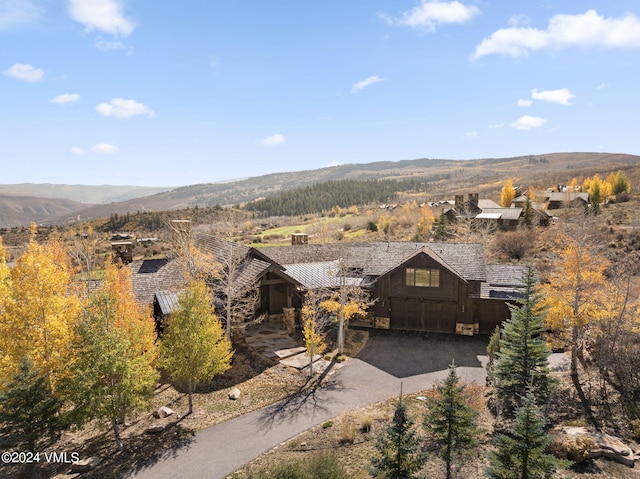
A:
[[390, 299, 458, 333]]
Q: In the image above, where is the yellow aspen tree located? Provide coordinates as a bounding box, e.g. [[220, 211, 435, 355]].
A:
[[160, 280, 232, 414], [539, 234, 608, 424], [416, 206, 435, 240], [2, 230, 81, 392], [500, 179, 516, 207], [301, 298, 326, 377], [568, 177, 579, 191], [0, 237, 13, 382], [65, 262, 159, 451]]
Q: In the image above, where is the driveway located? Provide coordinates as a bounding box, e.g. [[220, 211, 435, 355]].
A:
[[356, 329, 490, 378], [126, 331, 489, 479]]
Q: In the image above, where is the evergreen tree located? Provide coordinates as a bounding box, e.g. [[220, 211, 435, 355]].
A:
[[519, 197, 535, 229], [424, 362, 481, 479], [0, 356, 62, 449], [486, 391, 569, 479], [0, 357, 62, 478], [489, 266, 554, 417], [370, 397, 426, 479], [433, 214, 450, 240], [161, 280, 233, 414]]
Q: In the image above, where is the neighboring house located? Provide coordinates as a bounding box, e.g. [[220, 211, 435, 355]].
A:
[[537, 190, 589, 210], [474, 207, 523, 230]]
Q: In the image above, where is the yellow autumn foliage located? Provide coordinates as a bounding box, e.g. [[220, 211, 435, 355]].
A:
[[0, 233, 82, 392]]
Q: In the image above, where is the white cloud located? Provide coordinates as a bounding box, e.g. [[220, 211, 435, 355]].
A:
[[385, 1, 480, 31], [351, 75, 385, 93], [474, 10, 640, 59], [68, 0, 135, 37], [69, 146, 85, 156], [465, 131, 478, 138], [597, 83, 609, 90], [96, 98, 155, 119], [95, 37, 133, 54], [260, 134, 286, 146], [517, 99, 533, 107], [0, 0, 44, 30], [327, 160, 342, 167], [3, 63, 44, 82], [531, 88, 575, 105], [511, 115, 547, 130], [488, 122, 504, 129], [508, 14, 531, 27], [52, 93, 80, 104], [92, 143, 118, 154]]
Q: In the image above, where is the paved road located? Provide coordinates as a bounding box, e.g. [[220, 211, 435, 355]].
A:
[[126, 333, 489, 479]]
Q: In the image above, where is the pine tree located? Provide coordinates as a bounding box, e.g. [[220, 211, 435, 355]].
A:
[[489, 266, 554, 418], [486, 391, 569, 479], [370, 397, 427, 479], [519, 197, 535, 229], [0, 357, 62, 478], [433, 214, 450, 240], [161, 280, 233, 414], [424, 362, 481, 479]]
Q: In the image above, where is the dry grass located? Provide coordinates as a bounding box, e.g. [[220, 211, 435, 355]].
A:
[[229, 376, 640, 479], [32, 343, 308, 479]]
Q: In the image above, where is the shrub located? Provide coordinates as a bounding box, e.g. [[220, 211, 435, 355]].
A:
[[493, 229, 537, 260], [360, 414, 373, 433], [631, 419, 640, 439], [244, 452, 349, 479], [547, 434, 597, 463], [322, 421, 334, 429], [366, 221, 378, 232], [339, 411, 356, 444]]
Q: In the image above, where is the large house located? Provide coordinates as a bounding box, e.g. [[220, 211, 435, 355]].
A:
[[129, 232, 527, 337]]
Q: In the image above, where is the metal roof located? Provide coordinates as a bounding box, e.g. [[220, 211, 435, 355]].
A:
[[155, 291, 180, 315], [283, 260, 362, 289]]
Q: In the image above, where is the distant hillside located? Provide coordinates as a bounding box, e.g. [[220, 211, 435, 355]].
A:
[[0, 184, 172, 204], [0, 194, 89, 229], [35, 152, 640, 226]]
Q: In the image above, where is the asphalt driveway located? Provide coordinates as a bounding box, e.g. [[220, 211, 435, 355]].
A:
[[126, 330, 489, 479], [356, 328, 490, 378]]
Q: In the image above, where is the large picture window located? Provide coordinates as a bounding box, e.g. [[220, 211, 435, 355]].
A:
[[406, 268, 440, 287]]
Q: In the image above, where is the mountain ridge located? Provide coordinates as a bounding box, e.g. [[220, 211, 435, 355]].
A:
[[2, 152, 638, 228]]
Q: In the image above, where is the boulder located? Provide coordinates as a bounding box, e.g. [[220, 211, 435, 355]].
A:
[[71, 457, 102, 473], [146, 424, 166, 434], [228, 387, 241, 400], [562, 426, 637, 467], [153, 406, 175, 419]]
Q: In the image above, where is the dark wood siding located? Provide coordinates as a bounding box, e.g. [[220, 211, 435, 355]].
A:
[[375, 253, 471, 332], [474, 299, 511, 334], [390, 299, 458, 333]]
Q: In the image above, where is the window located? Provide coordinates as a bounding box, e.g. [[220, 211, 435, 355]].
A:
[[405, 268, 439, 287]]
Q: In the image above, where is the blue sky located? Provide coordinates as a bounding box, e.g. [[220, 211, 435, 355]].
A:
[[2, 1, 640, 187]]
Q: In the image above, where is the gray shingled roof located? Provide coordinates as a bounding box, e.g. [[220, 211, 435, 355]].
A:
[[259, 242, 488, 282], [477, 207, 523, 221], [481, 264, 530, 300], [129, 258, 186, 307]]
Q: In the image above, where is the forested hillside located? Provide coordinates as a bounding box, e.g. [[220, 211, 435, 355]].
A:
[[244, 176, 449, 216]]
